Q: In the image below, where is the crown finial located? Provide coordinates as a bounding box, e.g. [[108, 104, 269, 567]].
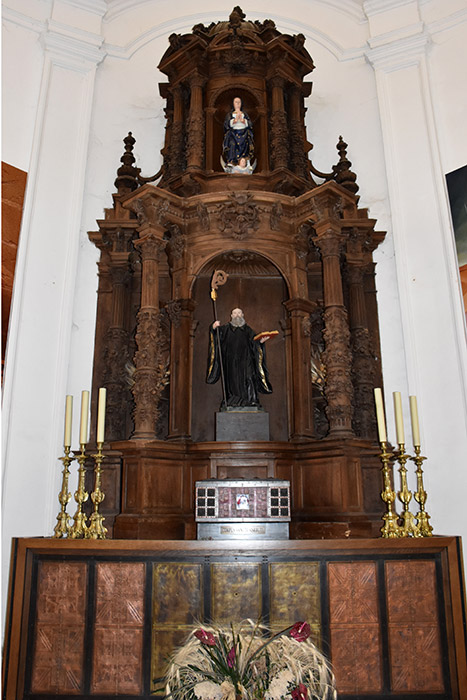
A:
[[114, 132, 141, 195], [334, 136, 359, 194]]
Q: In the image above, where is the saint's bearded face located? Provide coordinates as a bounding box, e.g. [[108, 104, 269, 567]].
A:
[[230, 307, 246, 327]]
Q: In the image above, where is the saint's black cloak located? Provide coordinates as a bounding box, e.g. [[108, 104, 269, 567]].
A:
[[206, 322, 272, 408]]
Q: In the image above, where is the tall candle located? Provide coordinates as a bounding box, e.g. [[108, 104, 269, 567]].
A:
[[96, 387, 107, 444], [79, 390, 90, 445], [393, 391, 405, 445], [374, 388, 387, 443], [409, 395, 421, 447], [64, 395, 73, 448]]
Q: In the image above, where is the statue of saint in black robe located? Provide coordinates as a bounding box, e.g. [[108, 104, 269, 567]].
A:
[[206, 309, 272, 409]]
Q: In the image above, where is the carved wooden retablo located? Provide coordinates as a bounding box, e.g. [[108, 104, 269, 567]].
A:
[[88, 7, 386, 540]]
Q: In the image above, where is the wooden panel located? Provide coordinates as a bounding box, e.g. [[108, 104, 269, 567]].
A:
[[299, 458, 345, 510], [153, 562, 203, 624], [91, 562, 145, 693], [152, 563, 204, 687], [328, 561, 382, 694], [269, 561, 321, 643], [386, 560, 444, 693], [30, 561, 87, 693], [211, 563, 261, 623], [3, 537, 466, 700]]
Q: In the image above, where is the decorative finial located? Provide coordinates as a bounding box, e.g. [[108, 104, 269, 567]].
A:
[[333, 136, 359, 195], [229, 6, 246, 28], [114, 132, 141, 195]]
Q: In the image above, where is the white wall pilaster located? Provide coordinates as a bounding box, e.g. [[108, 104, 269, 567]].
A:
[[365, 15, 467, 538], [1, 9, 106, 613]]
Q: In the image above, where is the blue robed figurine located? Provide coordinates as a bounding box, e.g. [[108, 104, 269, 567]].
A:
[[222, 96, 254, 168]]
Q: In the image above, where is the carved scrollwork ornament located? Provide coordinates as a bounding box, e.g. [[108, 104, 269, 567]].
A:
[[165, 299, 183, 327], [186, 114, 205, 165], [218, 192, 259, 239], [197, 202, 210, 230], [165, 222, 186, 260], [102, 327, 132, 440], [294, 222, 313, 259], [270, 202, 283, 231]]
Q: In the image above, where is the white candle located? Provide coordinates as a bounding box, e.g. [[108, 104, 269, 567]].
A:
[[374, 388, 387, 443], [409, 395, 421, 447], [97, 387, 107, 444], [79, 390, 89, 445], [64, 395, 73, 448], [393, 391, 405, 445]]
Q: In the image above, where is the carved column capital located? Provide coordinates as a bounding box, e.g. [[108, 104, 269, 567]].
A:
[[133, 231, 166, 262], [284, 298, 317, 316], [187, 72, 206, 90], [269, 75, 286, 90], [314, 229, 343, 258]]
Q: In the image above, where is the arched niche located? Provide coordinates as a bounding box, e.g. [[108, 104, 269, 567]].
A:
[[191, 250, 288, 442], [206, 86, 268, 174]]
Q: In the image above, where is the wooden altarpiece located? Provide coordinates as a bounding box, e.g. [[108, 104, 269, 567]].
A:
[[88, 7, 386, 540]]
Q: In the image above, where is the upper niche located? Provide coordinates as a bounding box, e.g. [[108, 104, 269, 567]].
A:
[[156, 6, 326, 195]]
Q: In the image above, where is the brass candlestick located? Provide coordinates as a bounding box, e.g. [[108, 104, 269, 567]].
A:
[[86, 442, 107, 539], [53, 446, 74, 538], [379, 441, 401, 538], [69, 444, 89, 538], [411, 446, 433, 536], [395, 443, 420, 537]]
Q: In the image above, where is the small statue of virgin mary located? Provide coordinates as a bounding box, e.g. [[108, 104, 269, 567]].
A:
[[222, 96, 254, 171]]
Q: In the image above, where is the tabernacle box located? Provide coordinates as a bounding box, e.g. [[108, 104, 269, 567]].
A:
[[195, 478, 290, 540]]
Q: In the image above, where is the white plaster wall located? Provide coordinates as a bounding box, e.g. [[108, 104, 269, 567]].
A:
[[2, 0, 467, 623]]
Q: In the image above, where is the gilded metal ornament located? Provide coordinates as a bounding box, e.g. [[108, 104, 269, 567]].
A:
[[411, 446, 433, 537], [86, 442, 107, 539], [394, 443, 420, 538], [379, 441, 401, 538], [69, 444, 89, 539], [53, 446, 74, 538]]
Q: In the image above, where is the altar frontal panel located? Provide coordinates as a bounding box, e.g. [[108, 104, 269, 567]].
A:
[[3, 538, 465, 699]]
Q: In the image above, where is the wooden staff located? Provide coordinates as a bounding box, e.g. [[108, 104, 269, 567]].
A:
[[210, 269, 228, 406]]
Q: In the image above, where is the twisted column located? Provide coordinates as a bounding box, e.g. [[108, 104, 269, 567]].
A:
[[268, 76, 288, 170], [169, 85, 185, 178], [102, 259, 132, 441], [131, 232, 167, 439], [289, 85, 309, 179], [314, 229, 354, 437], [346, 253, 377, 439], [186, 74, 205, 170]]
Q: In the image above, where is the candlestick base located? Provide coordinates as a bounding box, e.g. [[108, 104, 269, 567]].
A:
[[86, 442, 107, 540], [69, 445, 89, 539], [379, 441, 402, 538], [411, 446, 433, 537], [53, 447, 74, 538]]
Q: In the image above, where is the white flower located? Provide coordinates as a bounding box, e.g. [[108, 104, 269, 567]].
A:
[[265, 669, 294, 700], [194, 681, 224, 700]]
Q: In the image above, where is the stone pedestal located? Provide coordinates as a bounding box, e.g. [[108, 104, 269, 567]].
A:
[[215, 410, 270, 441]]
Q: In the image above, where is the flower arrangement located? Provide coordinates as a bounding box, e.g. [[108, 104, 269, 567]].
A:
[[160, 620, 336, 700]]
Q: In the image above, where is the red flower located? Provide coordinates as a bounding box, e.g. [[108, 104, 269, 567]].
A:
[[194, 629, 217, 646], [227, 645, 236, 668], [291, 684, 308, 700], [289, 621, 311, 642]]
